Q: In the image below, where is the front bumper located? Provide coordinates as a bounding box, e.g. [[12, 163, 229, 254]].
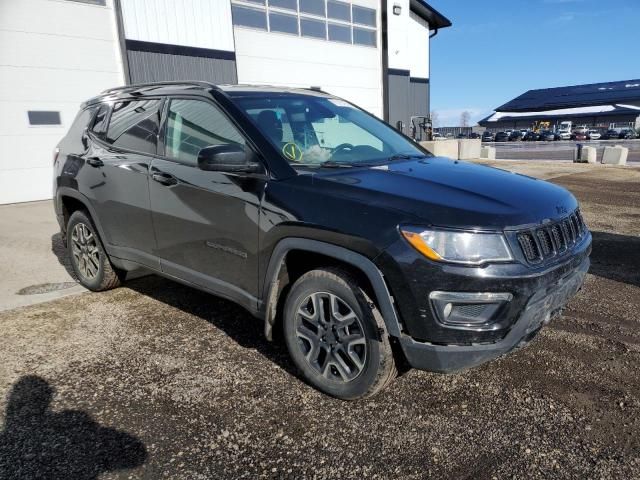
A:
[[398, 255, 589, 373]]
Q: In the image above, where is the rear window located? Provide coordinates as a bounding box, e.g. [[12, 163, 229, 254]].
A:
[[105, 99, 162, 154]]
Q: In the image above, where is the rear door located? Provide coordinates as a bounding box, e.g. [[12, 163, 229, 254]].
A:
[[149, 97, 266, 309], [80, 98, 162, 268]]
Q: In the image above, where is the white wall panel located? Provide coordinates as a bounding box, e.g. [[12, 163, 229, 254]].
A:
[[408, 10, 429, 78], [0, 0, 123, 204], [234, 29, 383, 117], [120, 0, 235, 51], [386, 0, 429, 78]]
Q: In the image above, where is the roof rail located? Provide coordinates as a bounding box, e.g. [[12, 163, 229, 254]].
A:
[[101, 81, 218, 95]]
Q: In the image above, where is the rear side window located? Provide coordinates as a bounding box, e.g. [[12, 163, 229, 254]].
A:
[[164, 99, 245, 165], [105, 99, 162, 154], [67, 106, 97, 140], [91, 103, 110, 137]]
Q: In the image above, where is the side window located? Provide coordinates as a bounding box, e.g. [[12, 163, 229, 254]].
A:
[[105, 99, 161, 154], [90, 103, 110, 137], [164, 99, 245, 165], [67, 106, 97, 139]]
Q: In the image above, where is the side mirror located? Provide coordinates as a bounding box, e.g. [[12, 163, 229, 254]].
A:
[[197, 144, 262, 174]]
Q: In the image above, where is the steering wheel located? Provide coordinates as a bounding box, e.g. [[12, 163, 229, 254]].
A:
[[331, 143, 355, 156]]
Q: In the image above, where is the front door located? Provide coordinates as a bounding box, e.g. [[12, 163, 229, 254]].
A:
[[149, 97, 266, 309]]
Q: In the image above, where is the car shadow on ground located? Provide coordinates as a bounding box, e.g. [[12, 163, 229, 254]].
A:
[[124, 275, 299, 377], [588, 230, 640, 288], [0, 376, 146, 479], [50, 233, 296, 376]]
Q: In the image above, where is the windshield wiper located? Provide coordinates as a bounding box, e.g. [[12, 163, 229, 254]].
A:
[[317, 161, 353, 168], [388, 153, 429, 161]]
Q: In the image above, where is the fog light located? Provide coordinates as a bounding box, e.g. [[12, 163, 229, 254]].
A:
[[429, 291, 512, 329]]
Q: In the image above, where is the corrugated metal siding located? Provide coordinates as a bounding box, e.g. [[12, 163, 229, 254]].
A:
[[127, 50, 237, 84], [387, 72, 409, 132], [408, 79, 429, 117]]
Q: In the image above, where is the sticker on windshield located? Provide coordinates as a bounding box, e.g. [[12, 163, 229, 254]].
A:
[[282, 142, 303, 162]]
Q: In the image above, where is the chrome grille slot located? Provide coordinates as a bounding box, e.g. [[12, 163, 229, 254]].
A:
[[536, 229, 554, 256], [550, 224, 566, 252], [517, 232, 541, 263]]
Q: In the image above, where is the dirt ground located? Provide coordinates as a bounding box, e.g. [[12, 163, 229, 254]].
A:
[[0, 162, 639, 479]]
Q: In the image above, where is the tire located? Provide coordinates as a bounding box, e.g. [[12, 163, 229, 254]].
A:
[[283, 267, 397, 400], [66, 210, 123, 291]]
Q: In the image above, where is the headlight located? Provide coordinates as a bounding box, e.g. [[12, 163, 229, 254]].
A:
[[400, 227, 513, 265]]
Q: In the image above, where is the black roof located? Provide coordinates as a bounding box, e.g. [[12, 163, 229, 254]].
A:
[[410, 1, 452, 29], [497, 79, 640, 112]]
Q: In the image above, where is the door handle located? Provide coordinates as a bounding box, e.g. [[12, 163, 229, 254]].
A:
[[86, 157, 103, 168], [152, 172, 178, 186]]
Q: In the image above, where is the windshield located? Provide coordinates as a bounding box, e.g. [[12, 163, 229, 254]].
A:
[[234, 95, 428, 167]]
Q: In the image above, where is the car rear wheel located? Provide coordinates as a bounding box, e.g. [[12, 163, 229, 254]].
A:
[[67, 210, 123, 291], [283, 267, 397, 399]]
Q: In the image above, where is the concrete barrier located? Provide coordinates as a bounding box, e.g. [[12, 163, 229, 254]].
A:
[[419, 140, 459, 159], [579, 146, 597, 164], [602, 145, 629, 165], [458, 139, 482, 160], [480, 146, 496, 160]]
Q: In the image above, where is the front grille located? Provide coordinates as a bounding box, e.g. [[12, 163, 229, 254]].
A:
[[516, 209, 587, 264]]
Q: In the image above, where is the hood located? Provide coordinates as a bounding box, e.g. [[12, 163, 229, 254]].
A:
[[315, 157, 577, 229]]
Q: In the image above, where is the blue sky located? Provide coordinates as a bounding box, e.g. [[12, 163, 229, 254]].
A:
[[427, 0, 640, 126]]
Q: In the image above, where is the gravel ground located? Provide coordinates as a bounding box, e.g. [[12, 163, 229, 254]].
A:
[[0, 163, 639, 479]]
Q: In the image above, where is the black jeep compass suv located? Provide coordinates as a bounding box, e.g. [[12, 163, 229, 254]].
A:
[[54, 81, 591, 399]]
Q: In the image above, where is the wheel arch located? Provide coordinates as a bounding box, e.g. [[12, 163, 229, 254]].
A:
[[57, 188, 108, 246], [262, 238, 403, 341]]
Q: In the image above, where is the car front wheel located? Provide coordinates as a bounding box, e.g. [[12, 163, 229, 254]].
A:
[[283, 267, 397, 399]]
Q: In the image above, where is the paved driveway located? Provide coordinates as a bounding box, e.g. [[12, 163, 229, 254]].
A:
[[0, 163, 639, 479]]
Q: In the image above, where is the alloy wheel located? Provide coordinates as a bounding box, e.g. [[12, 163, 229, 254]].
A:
[[295, 292, 367, 382], [71, 223, 100, 280]]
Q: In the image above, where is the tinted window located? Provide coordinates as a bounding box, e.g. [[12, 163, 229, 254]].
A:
[[67, 106, 97, 139], [232, 5, 267, 29], [269, 0, 296, 10], [91, 104, 110, 136], [352, 5, 376, 26], [353, 27, 376, 46], [328, 23, 350, 43], [165, 99, 245, 165], [269, 11, 298, 34], [299, 0, 325, 16], [300, 18, 326, 38], [327, 0, 350, 21], [105, 99, 161, 154]]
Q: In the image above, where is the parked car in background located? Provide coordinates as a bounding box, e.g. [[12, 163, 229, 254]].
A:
[[53, 81, 591, 399], [523, 131, 540, 141], [602, 129, 620, 140], [482, 131, 495, 142], [587, 130, 601, 140], [509, 130, 523, 141], [539, 130, 556, 141], [494, 131, 510, 142], [571, 131, 588, 141], [618, 129, 637, 139], [432, 132, 445, 140], [469, 132, 481, 139]]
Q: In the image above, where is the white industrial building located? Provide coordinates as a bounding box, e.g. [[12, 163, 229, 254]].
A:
[[0, 0, 450, 205]]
